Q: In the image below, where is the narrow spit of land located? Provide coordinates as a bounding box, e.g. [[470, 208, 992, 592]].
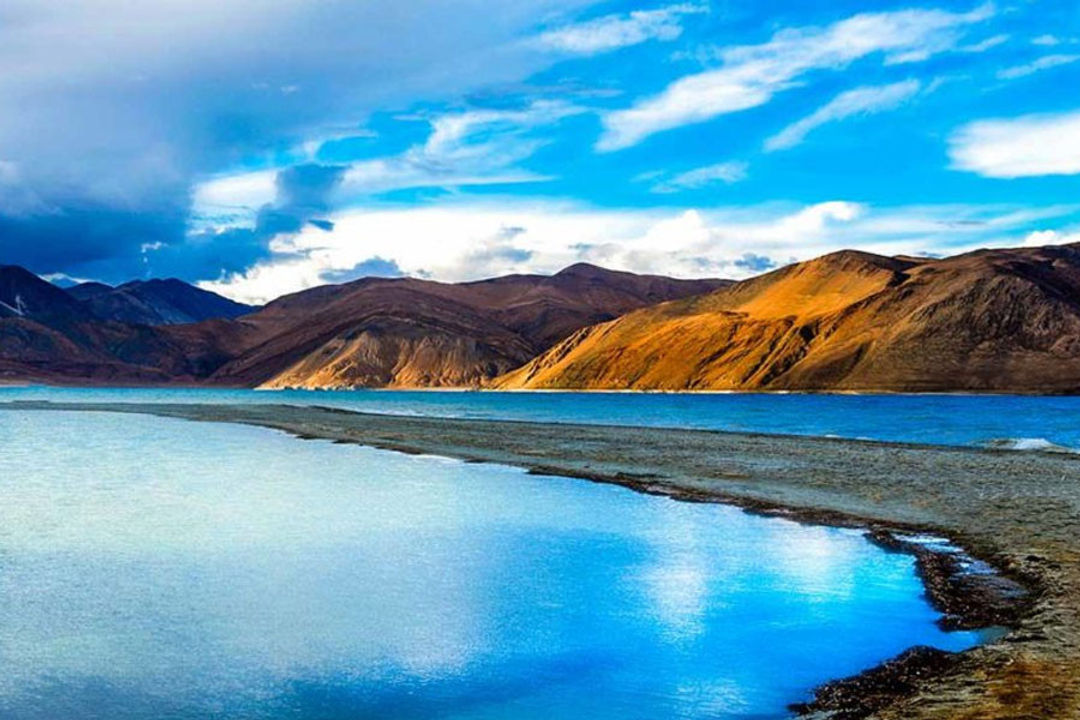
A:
[[4, 401, 1079, 719]]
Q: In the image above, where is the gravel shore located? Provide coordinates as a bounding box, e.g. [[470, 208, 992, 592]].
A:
[[5, 400, 1079, 719]]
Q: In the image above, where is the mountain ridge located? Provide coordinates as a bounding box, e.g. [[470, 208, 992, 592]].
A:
[[67, 278, 256, 326], [0, 263, 728, 388], [495, 243, 1080, 393], [8, 244, 1080, 393], [212, 264, 728, 388]]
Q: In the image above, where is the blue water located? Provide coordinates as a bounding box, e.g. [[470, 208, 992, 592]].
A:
[[4, 385, 1080, 450], [0, 409, 980, 719]]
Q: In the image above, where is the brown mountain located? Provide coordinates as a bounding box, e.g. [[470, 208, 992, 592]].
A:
[[495, 244, 1080, 393], [211, 264, 728, 388], [0, 263, 726, 388], [0, 266, 256, 385]]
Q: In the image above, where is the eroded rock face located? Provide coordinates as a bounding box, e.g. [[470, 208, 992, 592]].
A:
[[496, 244, 1080, 393]]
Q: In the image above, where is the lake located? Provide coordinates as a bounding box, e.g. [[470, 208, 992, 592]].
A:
[[0, 403, 982, 719], [4, 386, 1080, 450]]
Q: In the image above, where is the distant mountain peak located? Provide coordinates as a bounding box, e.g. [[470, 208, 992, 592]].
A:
[[67, 276, 255, 326], [1, 265, 90, 321], [555, 262, 607, 275], [67, 281, 115, 301]]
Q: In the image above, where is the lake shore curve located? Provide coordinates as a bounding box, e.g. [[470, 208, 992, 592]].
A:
[[4, 400, 1078, 719]]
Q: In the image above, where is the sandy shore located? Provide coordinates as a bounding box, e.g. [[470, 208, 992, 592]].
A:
[[4, 400, 1079, 719]]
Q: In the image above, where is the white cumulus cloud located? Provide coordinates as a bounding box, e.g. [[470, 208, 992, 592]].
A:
[[199, 197, 1076, 304], [1023, 229, 1080, 247], [949, 110, 1080, 178]]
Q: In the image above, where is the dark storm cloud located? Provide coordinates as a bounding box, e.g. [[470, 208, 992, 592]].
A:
[[277, 165, 346, 214], [0, 204, 186, 282], [0, 0, 595, 282], [141, 228, 274, 284], [139, 164, 348, 282]]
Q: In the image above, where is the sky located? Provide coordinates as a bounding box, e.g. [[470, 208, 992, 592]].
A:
[[1, 0, 1079, 303]]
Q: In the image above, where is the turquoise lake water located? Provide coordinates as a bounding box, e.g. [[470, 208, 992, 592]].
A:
[[0, 406, 982, 719], [4, 385, 1080, 450]]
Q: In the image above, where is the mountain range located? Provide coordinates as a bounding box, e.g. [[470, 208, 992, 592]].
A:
[[67, 279, 255, 326], [5, 242, 1080, 392], [0, 263, 725, 387], [497, 244, 1080, 393]]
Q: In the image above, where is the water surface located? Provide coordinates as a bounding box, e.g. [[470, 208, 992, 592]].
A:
[[4, 386, 1080, 450], [0, 409, 979, 719]]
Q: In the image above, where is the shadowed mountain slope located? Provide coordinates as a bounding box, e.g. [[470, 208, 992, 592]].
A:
[[1, 267, 257, 385], [495, 245, 1080, 393], [68, 278, 255, 325]]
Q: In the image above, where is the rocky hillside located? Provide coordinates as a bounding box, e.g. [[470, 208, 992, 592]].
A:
[[213, 264, 727, 388], [495, 244, 1080, 393], [0, 263, 725, 388]]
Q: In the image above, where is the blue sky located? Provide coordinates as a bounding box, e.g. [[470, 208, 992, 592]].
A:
[[1, 0, 1079, 302]]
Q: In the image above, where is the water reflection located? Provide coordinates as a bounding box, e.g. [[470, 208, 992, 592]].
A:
[[0, 410, 980, 719]]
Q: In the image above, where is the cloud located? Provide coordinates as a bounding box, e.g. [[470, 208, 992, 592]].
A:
[[199, 197, 1078, 303], [338, 100, 583, 196], [996, 54, 1080, 80], [145, 163, 348, 282], [949, 110, 1080, 177], [597, 3, 992, 151], [182, 100, 579, 287], [537, 4, 704, 55], [193, 170, 278, 218], [0, 0, 596, 281], [143, 227, 274, 283], [0, 161, 51, 217], [1022, 229, 1080, 247], [765, 79, 922, 151], [0, 203, 189, 281], [959, 33, 1009, 52], [649, 161, 749, 193], [1032, 35, 1061, 46]]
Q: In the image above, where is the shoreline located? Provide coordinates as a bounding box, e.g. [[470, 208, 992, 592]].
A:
[[8, 380, 1080, 398], [3, 400, 1078, 718]]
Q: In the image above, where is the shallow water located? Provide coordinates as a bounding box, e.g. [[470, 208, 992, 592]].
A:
[[0, 409, 980, 719], [4, 385, 1080, 450]]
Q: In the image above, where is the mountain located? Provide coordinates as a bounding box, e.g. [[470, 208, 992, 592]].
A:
[[211, 265, 728, 388], [2, 265, 94, 324], [495, 244, 1080, 393], [0, 263, 727, 388], [64, 281, 114, 301], [68, 278, 255, 325], [1, 266, 260, 385]]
